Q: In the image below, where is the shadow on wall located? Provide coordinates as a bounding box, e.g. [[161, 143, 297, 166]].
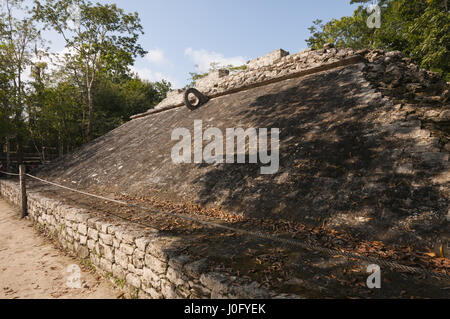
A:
[[36, 63, 448, 247], [190, 65, 448, 245]]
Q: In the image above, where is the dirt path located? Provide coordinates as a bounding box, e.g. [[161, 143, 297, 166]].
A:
[[0, 199, 121, 299]]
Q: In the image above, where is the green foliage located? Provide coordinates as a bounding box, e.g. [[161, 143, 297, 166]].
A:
[[307, 0, 450, 80], [0, 0, 171, 161], [35, 0, 147, 141], [93, 76, 171, 136], [0, 0, 43, 158]]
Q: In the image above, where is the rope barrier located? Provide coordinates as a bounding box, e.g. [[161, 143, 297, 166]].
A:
[[23, 173, 450, 280], [1, 171, 20, 176]]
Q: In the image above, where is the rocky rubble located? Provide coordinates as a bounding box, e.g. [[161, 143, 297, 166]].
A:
[[360, 49, 449, 152]]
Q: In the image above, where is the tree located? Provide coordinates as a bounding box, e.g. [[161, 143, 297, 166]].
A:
[[307, 0, 450, 80], [35, 0, 147, 141], [93, 75, 171, 135], [0, 0, 171, 163], [0, 0, 42, 165]]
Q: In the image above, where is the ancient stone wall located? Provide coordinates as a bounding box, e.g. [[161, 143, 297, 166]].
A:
[[131, 46, 363, 119], [0, 179, 290, 299], [131, 44, 449, 121]]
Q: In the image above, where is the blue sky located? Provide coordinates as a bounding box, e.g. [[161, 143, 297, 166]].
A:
[[44, 0, 360, 88]]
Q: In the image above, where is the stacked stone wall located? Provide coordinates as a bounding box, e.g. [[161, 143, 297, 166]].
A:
[[0, 179, 296, 299]]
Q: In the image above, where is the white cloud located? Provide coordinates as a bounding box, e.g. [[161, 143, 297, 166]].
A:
[[184, 48, 246, 73], [130, 66, 181, 88], [145, 49, 167, 65], [24, 47, 76, 83]]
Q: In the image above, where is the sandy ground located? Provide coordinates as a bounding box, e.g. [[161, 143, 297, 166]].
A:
[[0, 199, 121, 299]]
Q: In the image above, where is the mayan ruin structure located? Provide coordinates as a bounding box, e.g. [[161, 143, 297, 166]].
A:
[[1, 44, 449, 299]]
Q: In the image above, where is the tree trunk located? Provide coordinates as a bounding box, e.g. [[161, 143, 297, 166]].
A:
[[58, 134, 63, 157], [16, 136, 23, 165], [87, 87, 93, 142], [5, 137, 11, 172]]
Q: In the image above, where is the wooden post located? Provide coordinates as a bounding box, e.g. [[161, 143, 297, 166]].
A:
[[19, 164, 27, 218], [5, 137, 10, 178]]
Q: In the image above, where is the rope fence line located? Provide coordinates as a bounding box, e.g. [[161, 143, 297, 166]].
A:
[[1, 171, 20, 176], [2, 172, 448, 280]]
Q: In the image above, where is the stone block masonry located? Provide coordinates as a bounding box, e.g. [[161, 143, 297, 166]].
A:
[[247, 49, 290, 70], [196, 69, 230, 92], [131, 43, 449, 121], [131, 46, 362, 119], [0, 179, 296, 299]]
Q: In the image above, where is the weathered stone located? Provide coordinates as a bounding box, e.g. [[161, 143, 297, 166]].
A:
[[100, 258, 113, 273], [228, 282, 270, 299], [115, 229, 140, 244], [73, 211, 90, 224], [394, 163, 414, 175], [445, 143, 450, 152], [78, 224, 87, 235], [113, 238, 121, 248], [144, 254, 167, 274], [196, 69, 230, 91], [128, 263, 143, 276], [87, 227, 99, 240], [87, 217, 101, 228], [126, 273, 141, 289], [166, 267, 188, 287], [90, 253, 100, 266], [120, 243, 135, 255], [146, 237, 183, 262], [161, 279, 178, 299], [248, 49, 290, 69], [77, 245, 89, 259], [439, 110, 450, 121], [87, 239, 96, 251], [200, 272, 230, 293], [112, 264, 126, 280], [135, 237, 151, 251], [168, 254, 191, 271], [184, 259, 209, 277], [100, 223, 114, 234], [142, 267, 161, 289], [418, 152, 449, 165], [79, 235, 87, 245], [115, 250, 129, 269], [176, 286, 192, 299], [132, 250, 145, 269], [189, 283, 211, 299], [385, 50, 402, 59], [101, 244, 115, 261], [66, 227, 74, 237], [142, 285, 163, 299], [99, 233, 113, 246]]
